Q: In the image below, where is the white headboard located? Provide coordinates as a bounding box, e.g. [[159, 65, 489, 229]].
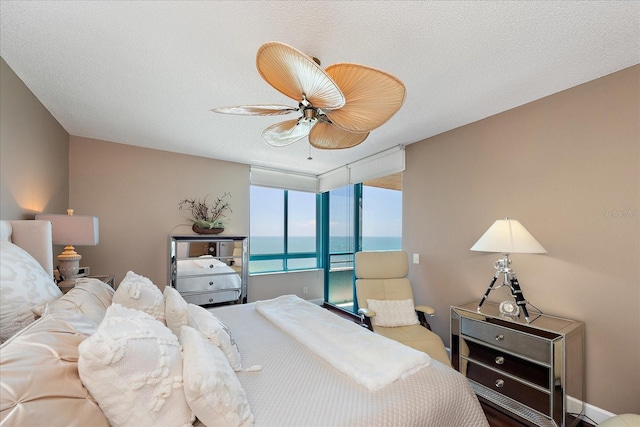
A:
[[0, 220, 54, 277]]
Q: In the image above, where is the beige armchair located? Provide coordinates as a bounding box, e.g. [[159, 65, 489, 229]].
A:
[[355, 250, 451, 367]]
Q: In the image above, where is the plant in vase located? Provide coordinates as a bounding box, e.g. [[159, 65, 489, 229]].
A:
[[178, 193, 232, 234]]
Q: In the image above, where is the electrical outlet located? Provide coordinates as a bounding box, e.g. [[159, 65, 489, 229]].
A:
[[303, 287, 308, 294], [413, 253, 420, 264]]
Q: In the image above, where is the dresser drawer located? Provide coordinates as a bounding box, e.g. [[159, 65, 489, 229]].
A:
[[465, 340, 550, 389], [467, 360, 550, 415], [462, 317, 551, 364], [181, 289, 241, 306]]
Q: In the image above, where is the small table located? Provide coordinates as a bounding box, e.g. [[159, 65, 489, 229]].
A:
[[57, 274, 116, 293], [88, 274, 116, 288]]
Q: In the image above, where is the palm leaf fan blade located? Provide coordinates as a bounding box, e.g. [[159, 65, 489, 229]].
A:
[[210, 105, 298, 116], [309, 122, 369, 149], [324, 63, 406, 133], [256, 42, 345, 110], [262, 119, 314, 147]]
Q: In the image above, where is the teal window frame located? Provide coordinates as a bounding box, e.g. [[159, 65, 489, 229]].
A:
[[249, 187, 323, 273]]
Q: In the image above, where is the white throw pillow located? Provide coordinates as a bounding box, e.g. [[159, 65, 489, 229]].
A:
[[0, 240, 62, 341], [367, 298, 419, 327], [180, 326, 254, 427], [112, 271, 165, 323], [78, 304, 193, 427], [164, 286, 188, 337], [187, 303, 242, 371]]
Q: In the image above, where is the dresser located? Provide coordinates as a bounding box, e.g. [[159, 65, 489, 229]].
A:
[[169, 235, 248, 306], [451, 301, 584, 427]]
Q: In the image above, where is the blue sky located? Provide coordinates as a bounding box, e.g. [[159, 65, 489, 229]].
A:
[[250, 185, 402, 237]]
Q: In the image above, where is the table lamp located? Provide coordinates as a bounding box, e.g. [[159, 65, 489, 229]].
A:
[[36, 209, 99, 284], [470, 217, 546, 322]]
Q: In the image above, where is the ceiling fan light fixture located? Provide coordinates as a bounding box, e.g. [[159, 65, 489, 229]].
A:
[[211, 41, 406, 151]]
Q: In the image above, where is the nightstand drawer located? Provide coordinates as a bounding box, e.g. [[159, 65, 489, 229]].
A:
[[462, 317, 551, 364], [465, 340, 550, 389], [467, 360, 550, 415]]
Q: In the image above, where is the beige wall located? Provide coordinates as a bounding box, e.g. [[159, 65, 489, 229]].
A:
[[3, 51, 638, 415], [69, 136, 250, 288], [403, 65, 639, 414], [0, 58, 69, 219]]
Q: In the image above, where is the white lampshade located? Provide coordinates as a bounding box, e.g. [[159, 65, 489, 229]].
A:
[[471, 218, 546, 254], [36, 209, 99, 283], [36, 210, 99, 246]]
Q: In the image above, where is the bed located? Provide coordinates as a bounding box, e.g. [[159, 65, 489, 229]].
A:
[[0, 219, 489, 427]]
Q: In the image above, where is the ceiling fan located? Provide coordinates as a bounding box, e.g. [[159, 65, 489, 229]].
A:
[[211, 42, 406, 150]]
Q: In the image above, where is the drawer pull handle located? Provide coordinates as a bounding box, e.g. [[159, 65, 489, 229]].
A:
[[495, 379, 505, 388], [209, 298, 214, 303], [495, 356, 504, 365], [209, 281, 214, 286], [495, 334, 505, 341], [209, 265, 214, 269]]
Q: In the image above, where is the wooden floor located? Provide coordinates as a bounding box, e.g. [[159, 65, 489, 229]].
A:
[[322, 304, 595, 427]]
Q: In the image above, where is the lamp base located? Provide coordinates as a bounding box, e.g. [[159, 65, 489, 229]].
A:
[[57, 246, 81, 282], [477, 255, 532, 323]]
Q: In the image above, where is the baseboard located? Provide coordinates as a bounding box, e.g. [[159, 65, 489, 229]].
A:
[[567, 396, 615, 425]]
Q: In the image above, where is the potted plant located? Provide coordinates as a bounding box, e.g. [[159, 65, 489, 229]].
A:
[[179, 193, 232, 234]]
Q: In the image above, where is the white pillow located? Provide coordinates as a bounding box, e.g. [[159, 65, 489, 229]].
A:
[[180, 326, 254, 427], [78, 304, 194, 427], [112, 271, 165, 323], [164, 286, 188, 337], [367, 298, 419, 327], [187, 303, 242, 371], [0, 240, 62, 341]]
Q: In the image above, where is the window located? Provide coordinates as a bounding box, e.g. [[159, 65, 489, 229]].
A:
[[249, 186, 320, 273], [325, 178, 402, 313]]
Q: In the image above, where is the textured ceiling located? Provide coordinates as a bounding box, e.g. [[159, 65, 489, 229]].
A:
[[1, 1, 638, 176]]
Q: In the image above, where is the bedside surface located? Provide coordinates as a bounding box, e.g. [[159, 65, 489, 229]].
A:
[[451, 301, 585, 427]]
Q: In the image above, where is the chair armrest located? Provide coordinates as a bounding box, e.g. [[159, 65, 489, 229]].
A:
[[357, 308, 376, 318], [415, 306, 435, 330], [357, 308, 375, 331], [415, 305, 436, 316]]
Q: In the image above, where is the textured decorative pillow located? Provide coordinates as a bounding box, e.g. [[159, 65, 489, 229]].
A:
[[78, 304, 193, 427], [164, 286, 188, 337], [0, 240, 62, 342], [32, 278, 114, 325], [0, 309, 109, 426], [187, 303, 242, 371], [180, 326, 254, 427], [367, 298, 419, 327], [112, 271, 165, 323]]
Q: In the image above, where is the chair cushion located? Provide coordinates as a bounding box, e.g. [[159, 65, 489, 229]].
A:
[[373, 324, 452, 367], [367, 298, 419, 327], [355, 251, 408, 279]]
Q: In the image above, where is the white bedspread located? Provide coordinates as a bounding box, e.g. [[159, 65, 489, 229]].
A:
[[255, 295, 430, 391], [209, 302, 489, 427]]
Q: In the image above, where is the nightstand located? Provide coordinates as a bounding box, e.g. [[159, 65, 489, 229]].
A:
[[89, 274, 116, 288], [451, 301, 585, 427]]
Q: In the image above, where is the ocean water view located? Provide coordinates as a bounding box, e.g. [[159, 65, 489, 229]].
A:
[[249, 236, 402, 272]]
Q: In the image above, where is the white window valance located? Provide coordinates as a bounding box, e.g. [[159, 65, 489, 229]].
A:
[[251, 145, 405, 194]]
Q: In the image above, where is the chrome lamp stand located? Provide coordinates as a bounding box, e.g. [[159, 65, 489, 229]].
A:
[[477, 254, 531, 323]]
